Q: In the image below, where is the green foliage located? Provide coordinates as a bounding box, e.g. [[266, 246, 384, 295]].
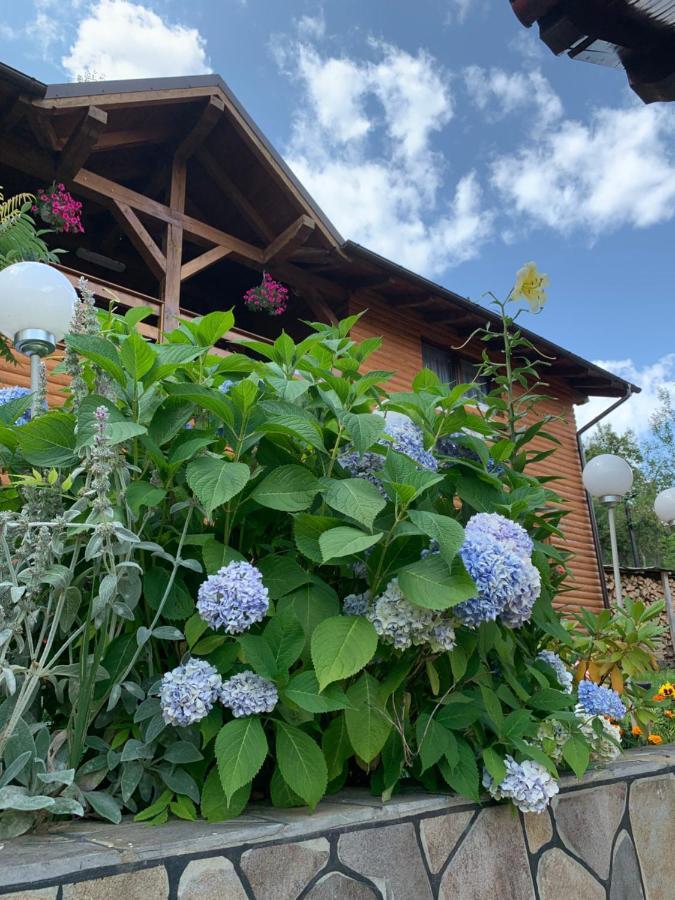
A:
[[0, 284, 604, 830]]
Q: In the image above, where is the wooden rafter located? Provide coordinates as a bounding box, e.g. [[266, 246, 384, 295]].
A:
[[111, 200, 166, 279], [57, 106, 108, 180], [162, 158, 186, 333], [196, 147, 274, 241], [181, 246, 231, 282], [264, 215, 315, 264], [175, 95, 224, 162]]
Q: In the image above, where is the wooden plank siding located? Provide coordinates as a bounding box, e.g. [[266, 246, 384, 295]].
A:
[[348, 292, 605, 613]]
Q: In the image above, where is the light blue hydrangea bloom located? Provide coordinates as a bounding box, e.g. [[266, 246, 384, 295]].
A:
[[338, 420, 436, 487], [483, 755, 559, 814], [454, 514, 540, 629], [577, 679, 626, 720], [219, 380, 234, 394], [219, 671, 278, 718], [160, 658, 222, 727], [537, 650, 573, 693], [343, 592, 370, 616], [0, 385, 32, 425], [197, 560, 269, 634], [368, 578, 455, 652]]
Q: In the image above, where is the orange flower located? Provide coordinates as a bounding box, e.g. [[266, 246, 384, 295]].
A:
[[648, 734, 663, 745], [631, 726, 642, 736], [653, 694, 665, 702], [665, 710, 673, 719]]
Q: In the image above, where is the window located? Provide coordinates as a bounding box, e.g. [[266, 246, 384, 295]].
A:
[[421, 342, 491, 400]]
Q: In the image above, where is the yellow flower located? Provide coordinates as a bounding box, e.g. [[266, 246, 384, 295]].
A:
[[658, 682, 674, 698], [647, 734, 663, 745], [631, 726, 642, 736], [512, 262, 550, 312]]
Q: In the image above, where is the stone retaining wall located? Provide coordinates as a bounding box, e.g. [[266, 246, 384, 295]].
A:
[[0, 747, 672, 900]]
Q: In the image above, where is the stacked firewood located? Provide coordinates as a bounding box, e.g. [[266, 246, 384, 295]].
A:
[[605, 569, 675, 668]]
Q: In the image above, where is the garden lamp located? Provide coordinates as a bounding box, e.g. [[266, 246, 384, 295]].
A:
[[0, 262, 76, 394], [654, 487, 675, 656], [582, 454, 634, 608]]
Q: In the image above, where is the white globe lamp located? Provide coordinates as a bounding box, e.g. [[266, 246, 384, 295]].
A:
[[582, 454, 634, 608], [0, 262, 77, 392], [654, 488, 675, 527]]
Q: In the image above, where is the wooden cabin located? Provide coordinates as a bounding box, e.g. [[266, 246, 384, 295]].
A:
[[0, 62, 639, 613]]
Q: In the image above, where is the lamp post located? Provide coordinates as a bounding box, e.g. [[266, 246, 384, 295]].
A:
[[654, 488, 675, 655], [0, 262, 77, 394], [583, 453, 634, 608]]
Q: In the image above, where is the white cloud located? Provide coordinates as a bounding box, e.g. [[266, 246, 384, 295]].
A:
[[464, 66, 563, 127], [575, 354, 675, 435], [62, 0, 210, 81], [283, 40, 492, 276], [296, 12, 325, 41], [446, 0, 475, 24], [491, 103, 675, 234]]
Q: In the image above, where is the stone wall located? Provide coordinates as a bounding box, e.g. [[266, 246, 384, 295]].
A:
[[0, 747, 672, 900]]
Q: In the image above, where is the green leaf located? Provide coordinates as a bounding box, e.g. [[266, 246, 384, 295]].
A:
[[323, 478, 386, 530], [277, 581, 340, 649], [163, 741, 203, 764], [65, 334, 125, 386], [480, 686, 504, 735], [283, 671, 351, 713], [257, 555, 313, 600], [270, 767, 305, 808], [186, 455, 250, 514], [450, 646, 468, 683], [436, 696, 481, 730], [398, 556, 476, 611], [311, 616, 378, 690], [170, 795, 197, 821], [342, 412, 386, 453], [133, 789, 172, 822], [439, 736, 480, 802], [84, 791, 122, 824], [168, 431, 216, 466], [293, 514, 342, 563], [416, 714, 453, 773], [322, 714, 353, 780], [263, 608, 305, 672], [215, 717, 268, 802], [146, 345, 206, 385], [202, 540, 243, 574], [482, 747, 507, 785], [238, 634, 278, 679], [18, 411, 76, 466], [200, 767, 250, 822], [105, 421, 147, 445], [407, 510, 465, 567], [562, 735, 590, 779], [529, 689, 575, 712], [345, 673, 391, 763], [319, 526, 383, 562], [196, 310, 235, 347], [126, 481, 166, 517], [143, 567, 193, 620], [119, 332, 155, 380], [275, 721, 327, 810], [251, 465, 321, 512]]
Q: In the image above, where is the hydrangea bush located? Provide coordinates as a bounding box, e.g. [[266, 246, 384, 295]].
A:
[[0, 266, 659, 836]]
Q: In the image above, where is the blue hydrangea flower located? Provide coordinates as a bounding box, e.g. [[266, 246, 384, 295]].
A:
[[343, 592, 370, 616], [0, 385, 32, 425], [420, 540, 440, 559], [219, 380, 234, 394], [483, 755, 559, 814], [219, 671, 278, 718], [338, 449, 385, 488], [197, 560, 269, 634], [537, 650, 573, 693], [465, 513, 533, 558], [386, 420, 437, 471], [160, 658, 222, 727], [577, 679, 627, 720], [436, 432, 482, 464], [455, 514, 540, 629]]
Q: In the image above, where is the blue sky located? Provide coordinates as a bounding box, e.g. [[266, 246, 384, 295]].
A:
[[3, 0, 674, 432]]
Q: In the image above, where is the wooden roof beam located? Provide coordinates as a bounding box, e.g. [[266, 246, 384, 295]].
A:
[[175, 95, 224, 162], [111, 200, 166, 279], [180, 246, 231, 282], [57, 106, 108, 181], [264, 215, 315, 264], [196, 147, 275, 242]]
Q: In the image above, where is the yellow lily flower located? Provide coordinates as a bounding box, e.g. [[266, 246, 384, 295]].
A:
[[512, 262, 549, 312]]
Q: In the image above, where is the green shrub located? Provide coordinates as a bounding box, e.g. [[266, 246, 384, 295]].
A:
[[0, 268, 640, 834]]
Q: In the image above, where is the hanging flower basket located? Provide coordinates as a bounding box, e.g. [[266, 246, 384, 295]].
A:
[[243, 272, 288, 316], [33, 183, 84, 234]]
